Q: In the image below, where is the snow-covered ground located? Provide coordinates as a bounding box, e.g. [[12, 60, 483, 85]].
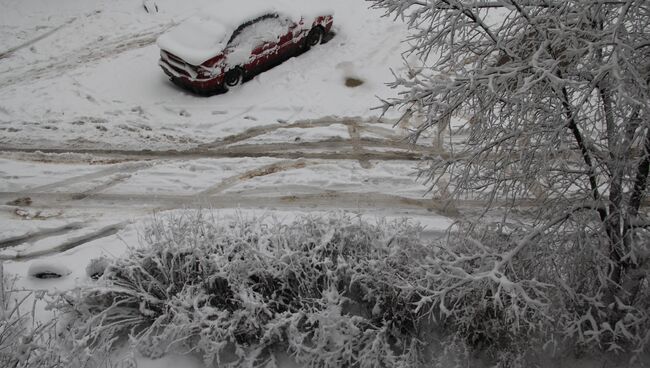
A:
[[0, 0, 412, 150], [0, 1, 451, 366], [1, 2, 644, 368]]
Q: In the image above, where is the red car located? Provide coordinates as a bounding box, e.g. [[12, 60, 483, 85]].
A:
[[157, 3, 334, 95]]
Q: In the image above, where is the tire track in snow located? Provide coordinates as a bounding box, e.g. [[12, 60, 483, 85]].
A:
[[0, 117, 431, 164], [0, 24, 174, 87], [0, 222, 125, 260], [198, 117, 408, 150], [198, 118, 348, 149], [23, 161, 153, 193], [0, 140, 432, 162], [0, 190, 565, 213], [0, 18, 77, 60], [217, 138, 430, 155], [0, 190, 441, 212], [346, 122, 372, 169], [6, 189, 637, 213], [199, 159, 312, 196], [358, 124, 401, 139], [70, 173, 135, 201], [0, 222, 84, 250], [225, 184, 359, 196]]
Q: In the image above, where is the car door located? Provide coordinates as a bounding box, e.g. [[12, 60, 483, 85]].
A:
[[291, 18, 309, 47], [277, 17, 299, 56]]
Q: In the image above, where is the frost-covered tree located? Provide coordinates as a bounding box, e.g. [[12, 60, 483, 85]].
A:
[[369, 0, 649, 354]]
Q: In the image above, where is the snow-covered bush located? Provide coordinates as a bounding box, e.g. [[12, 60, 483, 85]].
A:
[[0, 263, 64, 368], [59, 212, 435, 367], [56, 212, 649, 366], [427, 220, 649, 368]]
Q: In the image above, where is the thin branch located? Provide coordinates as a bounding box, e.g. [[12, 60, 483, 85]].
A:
[[628, 127, 650, 216]]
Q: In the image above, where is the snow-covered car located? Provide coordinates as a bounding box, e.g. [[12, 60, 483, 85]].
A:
[[157, 1, 334, 95]]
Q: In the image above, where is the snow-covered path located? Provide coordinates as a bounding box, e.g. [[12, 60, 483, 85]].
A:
[[0, 113, 441, 233], [0, 118, 457, 279]]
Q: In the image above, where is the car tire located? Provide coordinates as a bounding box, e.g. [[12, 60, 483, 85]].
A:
[[304, 26, 324, 50], [224, 68, 244, 90]]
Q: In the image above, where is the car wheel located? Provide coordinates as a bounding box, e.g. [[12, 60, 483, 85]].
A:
[[304, 27, 324, 50], [224, 68, 244, 90]]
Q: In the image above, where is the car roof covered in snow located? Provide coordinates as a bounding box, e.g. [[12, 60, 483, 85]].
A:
[[157, 0, 334, 66]]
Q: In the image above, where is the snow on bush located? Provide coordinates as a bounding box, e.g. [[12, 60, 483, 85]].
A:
[[0, 263, 63, 368], [59, 212, 433, 367], [54, 212, 649, 367], [438, 220, 650, 365], [367, 0, 650, 363]]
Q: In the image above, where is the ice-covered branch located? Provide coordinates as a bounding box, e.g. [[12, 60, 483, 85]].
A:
[[369, 0, 650, 357]]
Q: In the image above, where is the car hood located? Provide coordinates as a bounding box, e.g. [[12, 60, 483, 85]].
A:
[[157, 15, 229, 66]]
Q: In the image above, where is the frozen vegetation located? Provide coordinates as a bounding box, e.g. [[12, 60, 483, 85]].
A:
[[2, 212, 648, 367], [367, 0, 650, 364], [0, 0, 649, 367]]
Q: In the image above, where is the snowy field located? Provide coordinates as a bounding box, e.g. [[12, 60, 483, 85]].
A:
[[0, 0, 414, 150], [0, 0, 454, 366]]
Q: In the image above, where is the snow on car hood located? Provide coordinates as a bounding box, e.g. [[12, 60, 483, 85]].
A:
[[157, 0, 334, 66], [157, 15, 229, 66]]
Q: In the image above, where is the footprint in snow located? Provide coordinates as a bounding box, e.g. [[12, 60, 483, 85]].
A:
[[143, 0, 158, 14]]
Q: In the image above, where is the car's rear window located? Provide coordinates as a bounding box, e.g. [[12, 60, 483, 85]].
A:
[[228, 14, 290, 47], [225, 14, 292, 66]]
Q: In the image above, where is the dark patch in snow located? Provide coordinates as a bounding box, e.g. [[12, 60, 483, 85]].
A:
[[323, 30, 336, 43], [28, 261, 72, 279], [32, 271, 63, 279], [86, 257, 110, 280], [345, 77, 364, 88], [6, 196, 32, 206]]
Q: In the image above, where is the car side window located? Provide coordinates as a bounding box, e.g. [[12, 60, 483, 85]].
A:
[[228, 14, 290, 48]]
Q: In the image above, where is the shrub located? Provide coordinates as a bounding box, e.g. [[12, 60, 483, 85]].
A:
[[57, 212, 649, 367], [60, 212, 433, 367], [0, 263, 63, 368]]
